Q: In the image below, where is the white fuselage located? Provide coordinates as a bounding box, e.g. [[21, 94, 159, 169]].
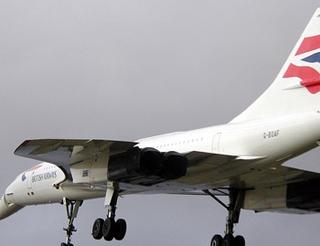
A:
[[139, 112, 320, 163], [4, 163, 105, 206]]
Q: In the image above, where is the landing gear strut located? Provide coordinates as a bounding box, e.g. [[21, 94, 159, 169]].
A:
[[92, 182, 127, 241], [61, 198, 83, 246], [205, 189, 245, 246]]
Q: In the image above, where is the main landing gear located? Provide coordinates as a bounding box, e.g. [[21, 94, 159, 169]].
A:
[[92, 182, 127, 242], [204, 189, 245, 246], [61, 198, 83, 246]]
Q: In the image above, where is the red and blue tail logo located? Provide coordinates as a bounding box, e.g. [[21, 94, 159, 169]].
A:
[[283, 35, 320, 94]]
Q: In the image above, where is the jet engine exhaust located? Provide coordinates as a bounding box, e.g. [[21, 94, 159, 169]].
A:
[[162, 152, 188, 179], [108, 147, 188, 181]]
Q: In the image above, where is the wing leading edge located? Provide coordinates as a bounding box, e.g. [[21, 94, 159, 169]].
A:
[[14, 139, 138, 166]]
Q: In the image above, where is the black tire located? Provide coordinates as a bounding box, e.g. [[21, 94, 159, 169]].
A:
[[234, 235, 245, 246], [102, 218, 115, 241], [114, 219, 127, 241], [60, 243, 67, 246], [92, 218, 104, 240], [223, 234, 234, 246], [211, 234, 223, 246]]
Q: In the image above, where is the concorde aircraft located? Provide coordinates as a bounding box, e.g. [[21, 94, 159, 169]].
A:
[[2, 8, 320, 246]]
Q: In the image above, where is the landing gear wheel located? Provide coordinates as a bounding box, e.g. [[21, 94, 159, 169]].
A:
[[223, 234, 234, 246], [60, 243, 67, 246], [234, 235, 245, 246], [92, 218, 104, 240], [99, 182, 128, 242], [114, 219, 127, 241], [102, 218, 115, 241], [211, 234, 223, 246]]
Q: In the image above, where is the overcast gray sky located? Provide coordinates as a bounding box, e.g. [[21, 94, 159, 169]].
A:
[[1, 1, 320, 246]]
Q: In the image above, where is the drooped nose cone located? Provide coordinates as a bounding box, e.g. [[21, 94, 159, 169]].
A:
[[0, 195, 23, 220]]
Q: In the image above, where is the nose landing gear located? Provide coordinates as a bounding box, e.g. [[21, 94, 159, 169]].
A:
[[92, 182, 127, 242], [205, 189, 246, 246], [61, 198, 83, 246]]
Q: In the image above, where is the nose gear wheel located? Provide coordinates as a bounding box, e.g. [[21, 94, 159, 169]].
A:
[[60, 198, 83, 246]]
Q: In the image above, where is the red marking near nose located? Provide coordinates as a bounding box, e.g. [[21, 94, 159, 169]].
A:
[[27, 164, 43, 172]]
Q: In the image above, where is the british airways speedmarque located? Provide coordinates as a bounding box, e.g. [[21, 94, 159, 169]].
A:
[[2, 8, 320, 246]]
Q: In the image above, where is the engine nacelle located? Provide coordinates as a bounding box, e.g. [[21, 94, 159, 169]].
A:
[[287, 178, 320, 212], [162, 151, 187, 179], [140, 148, 163, 175], [244, 178, 320, 214], [108, 147, 188, 181]]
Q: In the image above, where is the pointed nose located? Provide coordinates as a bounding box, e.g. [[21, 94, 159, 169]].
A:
[[0, 195, 23, 220]]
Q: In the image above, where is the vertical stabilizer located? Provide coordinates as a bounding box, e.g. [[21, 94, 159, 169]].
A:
[[232, 9, 320, 122]]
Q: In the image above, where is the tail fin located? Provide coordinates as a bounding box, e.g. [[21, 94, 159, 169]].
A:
[[232, 9, 320, 123]]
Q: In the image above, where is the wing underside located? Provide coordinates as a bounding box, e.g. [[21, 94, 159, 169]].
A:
[[14, 139, 137, 166], [14, 139, 320, 194]]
